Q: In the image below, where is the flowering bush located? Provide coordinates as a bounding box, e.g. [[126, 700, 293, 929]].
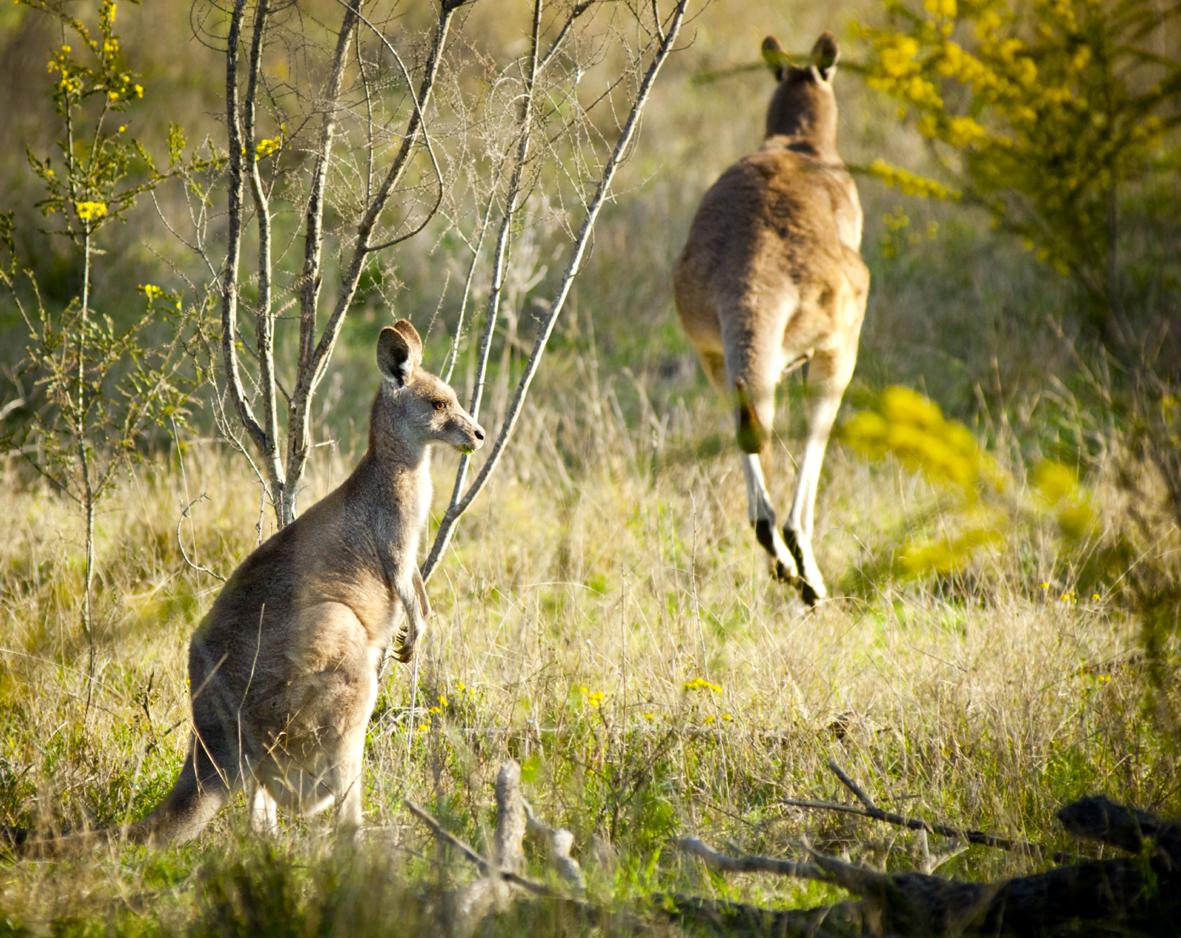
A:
[[841, 385, 1095, 578], [859, 0, 1181, 327]]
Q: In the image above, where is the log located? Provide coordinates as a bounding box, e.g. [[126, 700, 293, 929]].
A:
[[672, 795, 1181, 937]]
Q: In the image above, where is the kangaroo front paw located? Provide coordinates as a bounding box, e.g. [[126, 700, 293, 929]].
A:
[[393, 631, 416, 663]]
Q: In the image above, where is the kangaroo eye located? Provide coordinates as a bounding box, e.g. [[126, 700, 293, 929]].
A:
[[433, 400, 449, 412]]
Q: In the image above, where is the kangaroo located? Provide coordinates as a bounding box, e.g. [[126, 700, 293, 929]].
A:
[[5, 320, 485, 854], [673, 32, 869, 605]]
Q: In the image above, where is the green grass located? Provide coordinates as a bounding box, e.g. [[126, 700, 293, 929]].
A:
[[1, 368, 1177, 932], [1, 1, 1179, 933]]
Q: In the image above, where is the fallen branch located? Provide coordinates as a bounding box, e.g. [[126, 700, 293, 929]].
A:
[[404, 797, 553, 900], [807, 760, 1073, 863], [676, 837, 828, 882], [405, 761, 611, 935], [657, 892, 865, 938], [672, 795, 1181, 937], [453, 761, 528, 933], [524, 798, 586, 893]]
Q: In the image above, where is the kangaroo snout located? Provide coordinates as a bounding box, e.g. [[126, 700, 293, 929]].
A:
[[448, 408, 485, 453], [461, 418, 486, 453]]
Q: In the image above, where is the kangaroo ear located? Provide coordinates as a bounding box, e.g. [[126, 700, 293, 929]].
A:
[[377, 326, 415, 386], [391, 319, 423, 367], [810, 32, 839, 82], [761, 35, 792, 82]]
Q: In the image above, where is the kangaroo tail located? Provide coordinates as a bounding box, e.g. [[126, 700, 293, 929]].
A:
[[1, 740, 234, 859], [127, 753, 233, 846]]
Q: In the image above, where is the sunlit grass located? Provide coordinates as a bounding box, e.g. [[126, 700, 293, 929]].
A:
[[1, 372, 1174, 932]]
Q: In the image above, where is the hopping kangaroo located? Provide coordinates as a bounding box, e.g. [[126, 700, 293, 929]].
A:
[[8, 320, 484, 853], [673, 32, 868, 605]]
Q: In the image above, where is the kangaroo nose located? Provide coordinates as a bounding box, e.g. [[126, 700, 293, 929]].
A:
[[474, 426, 486, 442]]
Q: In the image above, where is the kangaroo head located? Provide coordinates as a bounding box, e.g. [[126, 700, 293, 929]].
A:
[[370, 319, 486, 459], [761, 33, 840, 150]]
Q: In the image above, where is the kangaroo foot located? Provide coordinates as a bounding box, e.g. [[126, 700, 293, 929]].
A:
[[754, 518, 799, 584], [783, 524, 826, 607]]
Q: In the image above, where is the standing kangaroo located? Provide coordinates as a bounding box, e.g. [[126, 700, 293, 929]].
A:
[[673, 32, 869, 605], [6, 320, 484, 853]]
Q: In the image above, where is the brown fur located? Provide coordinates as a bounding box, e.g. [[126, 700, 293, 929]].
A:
[[673, 32, 869, 604], [10, 320, 485, 852]]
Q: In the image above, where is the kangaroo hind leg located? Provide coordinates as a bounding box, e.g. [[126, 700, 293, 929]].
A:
[[784, 344, 857, 606], [723, 308, 800, 585]]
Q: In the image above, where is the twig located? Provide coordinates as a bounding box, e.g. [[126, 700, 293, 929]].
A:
[[422, 0, 692, 580], [403, 799, 556, 900], [676, 837, 829, 882], [827, 760, 875, 809], [821, 760, 1072, 862], [175, 495, 226, 582]]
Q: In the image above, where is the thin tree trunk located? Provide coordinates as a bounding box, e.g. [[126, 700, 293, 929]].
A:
[[78, 226, 96, 719], [222, 0, 284, 517], [422, 0, 691, 579], [282, 0, 455, 525], [243, 0, 283, 519]]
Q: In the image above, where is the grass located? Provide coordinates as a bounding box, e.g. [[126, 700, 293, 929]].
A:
[[1, 0, 1179, 933], [1, 364, 1177, 932]]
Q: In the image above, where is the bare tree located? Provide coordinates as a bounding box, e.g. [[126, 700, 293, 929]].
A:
[[420, 0, 692, 577], [179, 0, 690, 536], [202, 0, 465, 525]]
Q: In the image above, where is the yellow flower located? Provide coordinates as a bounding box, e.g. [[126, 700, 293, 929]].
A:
[[133, 82, 144, 98], [946, 115, 987, 148], [255, 135, 282, 159], [881, 385, 944, 429], [868, 159, 958, 201], [878, 35, 920, 78], [438, 693, 448, 708], [586, 690, 605, 709], [75, 200, 108, 222], [684, 677, 722, 694], [137, 283, 164, 300], [1031, 460, 1077, 504]]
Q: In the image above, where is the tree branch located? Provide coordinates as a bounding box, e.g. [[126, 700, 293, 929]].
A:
[[220, 0, 270, 468], [422, 0, 691, 580]]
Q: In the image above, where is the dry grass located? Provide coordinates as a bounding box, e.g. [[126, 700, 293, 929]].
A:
[[1, 1, 1179, 933], [1, 370, 1175, 933]]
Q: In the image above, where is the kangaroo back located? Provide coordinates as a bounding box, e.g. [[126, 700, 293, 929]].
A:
[[672, 32, 869, 605]]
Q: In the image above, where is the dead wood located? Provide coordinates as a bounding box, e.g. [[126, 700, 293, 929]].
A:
[[805, 761, 1071, 862], [524, 797, 586, 893], [672, 795, 1181, 937], [406, 760, 611, 936]]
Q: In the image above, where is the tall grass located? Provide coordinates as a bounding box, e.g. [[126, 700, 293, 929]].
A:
[[2, 360, 1175, 931], [2, 1, 1179, 933]]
